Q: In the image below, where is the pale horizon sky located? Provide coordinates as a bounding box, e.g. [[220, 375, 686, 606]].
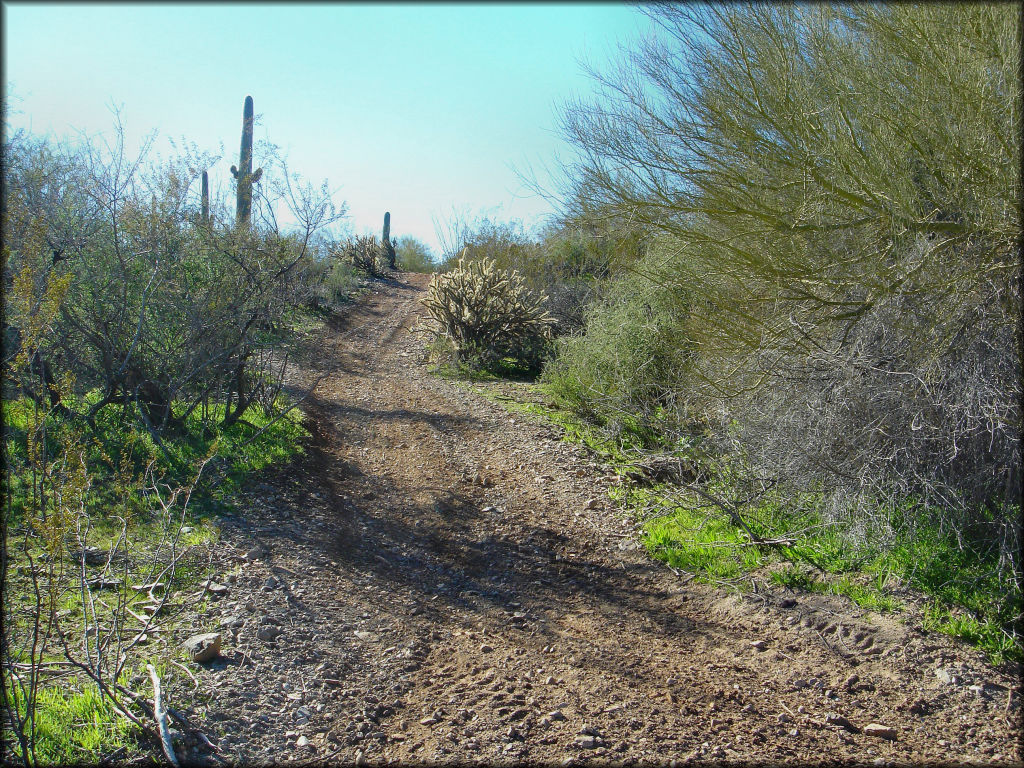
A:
[[3, 2, 658, 258]]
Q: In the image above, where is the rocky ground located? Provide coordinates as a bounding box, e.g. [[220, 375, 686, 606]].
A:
[[174, 273, 1020, 766]]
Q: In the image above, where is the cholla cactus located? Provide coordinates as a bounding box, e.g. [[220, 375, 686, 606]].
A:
[[422, 251, 553, 365], [346, 235, 386, 278]]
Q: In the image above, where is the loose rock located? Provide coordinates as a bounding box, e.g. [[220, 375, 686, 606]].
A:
[[183, 632, 222, 663], [203, 580, 230, 597], [863, 723, 898, 740], [257, 625, 283, 642]]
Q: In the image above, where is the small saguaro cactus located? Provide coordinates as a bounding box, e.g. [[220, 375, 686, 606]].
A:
[[200, 170, 210, 226], [382, 211, 397, 269], [230, 95, 263, 226]]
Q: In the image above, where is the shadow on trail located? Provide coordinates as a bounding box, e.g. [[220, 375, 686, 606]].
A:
[[323, 301, 389, 334], [312, 463, 715, 669], [241, 406, 711, 687], [301, 393, 486, 437]]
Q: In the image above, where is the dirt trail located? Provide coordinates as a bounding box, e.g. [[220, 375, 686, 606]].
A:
[[193, 273, 1020, 765]]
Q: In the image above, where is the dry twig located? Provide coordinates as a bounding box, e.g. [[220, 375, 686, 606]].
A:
[[147, 663, 179, 768]]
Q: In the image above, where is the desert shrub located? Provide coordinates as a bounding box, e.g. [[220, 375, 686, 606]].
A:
[[345, 234, 387, 278], [553, 3, 1020, 531], [395, 236, 436, 273], [305, 251, 362, 309], [422, 253, 553, 371], [542, 251, 692, 430], [545, 3, 1020, 654], [2, 122, 343, 438], [2, 113, 332, 763], [436, 214, 647, 336], [533, 209, 652, 334]]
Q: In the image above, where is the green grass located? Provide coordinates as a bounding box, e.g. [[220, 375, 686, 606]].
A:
[[770, 564, 901, 612], [637, 481, 1017, 662], [465, 376, 1022, 665], [4, 677, 137, 765], [4, 391, 306, 520], [641, 494, 763, 579], [3, 389, 309, 764]]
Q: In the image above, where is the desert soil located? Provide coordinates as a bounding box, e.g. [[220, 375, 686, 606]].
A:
[[179, 272, 1020, 766]]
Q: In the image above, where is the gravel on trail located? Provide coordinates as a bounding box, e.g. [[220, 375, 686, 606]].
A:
[[174, 273, 1021, 766]]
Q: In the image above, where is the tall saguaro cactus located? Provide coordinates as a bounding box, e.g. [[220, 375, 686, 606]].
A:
[[230, 95, 263, 226], [200, 170, 210, 227], [382, 211, 397, 269]]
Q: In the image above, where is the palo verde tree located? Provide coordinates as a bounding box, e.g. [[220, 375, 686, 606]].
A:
[[553, 4, 1020, 558]]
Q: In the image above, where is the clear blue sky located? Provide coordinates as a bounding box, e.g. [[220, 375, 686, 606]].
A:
[[3, 3, 655, 258]]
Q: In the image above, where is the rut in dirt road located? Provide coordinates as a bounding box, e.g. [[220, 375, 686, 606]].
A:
[[196, 273, 1020, 766]]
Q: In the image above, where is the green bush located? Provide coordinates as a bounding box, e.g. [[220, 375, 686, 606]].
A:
[[2, 110, 332, 765], [395, 236, 437, 273], [542, 252, 692, 432], [543, 3, 1021, 659], [2, 123, 342, 437]]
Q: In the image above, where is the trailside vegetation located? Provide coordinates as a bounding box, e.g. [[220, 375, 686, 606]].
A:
[[537, 4, 1020, 661], [423, 252, 553, 374], [1, 96, 349, 764]]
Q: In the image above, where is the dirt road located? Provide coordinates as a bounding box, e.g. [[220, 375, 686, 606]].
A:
[[192, 273, 1020, 765]]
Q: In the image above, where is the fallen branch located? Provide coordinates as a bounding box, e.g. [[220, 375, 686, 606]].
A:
[[111, 680, 194, 731], [168, 659, 200, 693], [147, 663, 179, 768]]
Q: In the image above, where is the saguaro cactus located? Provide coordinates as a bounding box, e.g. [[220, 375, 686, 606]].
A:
[[200, 170, 210, 226], [230, 95, 263, 226], [382, 211, 397, 269]]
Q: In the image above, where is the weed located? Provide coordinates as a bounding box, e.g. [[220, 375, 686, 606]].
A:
[[3, 389, 307, 763], [3, 678, 137, 765]]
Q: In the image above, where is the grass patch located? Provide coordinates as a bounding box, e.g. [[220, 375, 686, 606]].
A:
[[3, 676, 138, 765], [4, 391, 306, 522], [468, 377, 1021, 665], [3, 389, 308, 763], [640, 490, 762, 579], [634, 481, 1016, 662], [770, 564, 901, 613]]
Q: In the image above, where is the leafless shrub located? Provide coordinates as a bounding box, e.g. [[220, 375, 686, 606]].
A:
[[344, 234, 387, 278]]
